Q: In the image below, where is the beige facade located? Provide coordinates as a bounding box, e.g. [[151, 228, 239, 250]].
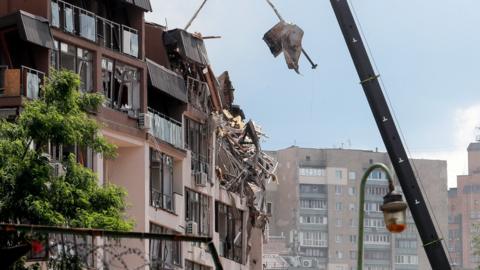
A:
[[264, 146, 448, 270], [448, 142, 480, 270]]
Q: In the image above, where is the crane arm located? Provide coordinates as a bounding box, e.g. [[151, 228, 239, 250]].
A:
[[329, 0, 450, 269]]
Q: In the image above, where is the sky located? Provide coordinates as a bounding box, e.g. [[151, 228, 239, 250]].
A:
[[146, 0, 480, 188]]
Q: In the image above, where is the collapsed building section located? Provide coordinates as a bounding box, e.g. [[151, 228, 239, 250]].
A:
[[214, 111, 277, 227], [163, 27, 278, 253]]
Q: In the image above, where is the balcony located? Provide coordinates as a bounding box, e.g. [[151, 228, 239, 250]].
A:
[[0, 66, 45, 100], [51, 0, 139, 58], [301, 239, 328, 248], [147, 108, 183, 149]]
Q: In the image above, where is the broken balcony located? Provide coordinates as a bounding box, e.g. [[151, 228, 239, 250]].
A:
[[0, 66, 45, 100], [187, 76, 210, 114], [146, 59, 187, 149], [51, 0, 140, 58]]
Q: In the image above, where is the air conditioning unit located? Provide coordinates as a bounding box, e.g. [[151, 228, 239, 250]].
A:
[[138, 113, 152, 130], [302, 259, 313, 268], [186, 221, 198, 235], [50, 162, 66, 177], [195, 172, 208, 187]]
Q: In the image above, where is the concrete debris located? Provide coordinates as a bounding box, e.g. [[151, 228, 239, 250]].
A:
[[263, 21, 304, 73], [213, 110, 278, 230]]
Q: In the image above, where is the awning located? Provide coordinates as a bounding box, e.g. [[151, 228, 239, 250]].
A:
[[120, 0, 152, 12], [164, 29, 209, 65], [146, 59, 187, 103], [0, 11, 54, 50]]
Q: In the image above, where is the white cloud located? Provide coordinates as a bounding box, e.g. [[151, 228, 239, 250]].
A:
[[411, 104, 480, 187]]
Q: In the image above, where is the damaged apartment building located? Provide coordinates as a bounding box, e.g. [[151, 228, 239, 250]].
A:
[[0, 1, 276, 269]]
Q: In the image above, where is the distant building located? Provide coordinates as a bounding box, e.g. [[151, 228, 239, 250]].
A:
[[264, 146, 448, 270], [448, 142, 480, 270]]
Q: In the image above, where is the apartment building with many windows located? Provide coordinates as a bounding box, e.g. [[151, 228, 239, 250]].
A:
[[263, 146, 448, 270], [0, 1, 268, 269], [447, 142, 480, 270]]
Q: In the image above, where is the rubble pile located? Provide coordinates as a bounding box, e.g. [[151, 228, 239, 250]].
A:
[[213, 110, 278, 229]]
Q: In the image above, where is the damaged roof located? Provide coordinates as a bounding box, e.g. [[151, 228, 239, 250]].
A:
[[164, 29, 210, 65], [146, 59, 187, 103], [0, 11, 54, 49], [120, 0, 152, 11]]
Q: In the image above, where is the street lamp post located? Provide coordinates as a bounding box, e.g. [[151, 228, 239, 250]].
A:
[[357, 163, 408, 270]]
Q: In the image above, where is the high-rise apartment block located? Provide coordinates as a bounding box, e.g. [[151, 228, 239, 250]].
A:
[[0, 1, 270, 269], [264, 147, 448, 270], [448, 142, 480, 270]]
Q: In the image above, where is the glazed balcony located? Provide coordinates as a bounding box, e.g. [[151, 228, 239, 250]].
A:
[[51, 0, 139, 58], [147, 108, 184, 149]]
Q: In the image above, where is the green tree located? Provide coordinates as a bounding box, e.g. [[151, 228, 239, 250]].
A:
[[0, 70, 133, 267]]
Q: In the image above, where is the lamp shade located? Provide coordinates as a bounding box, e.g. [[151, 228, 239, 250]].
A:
[[380, 192, 408, 233]]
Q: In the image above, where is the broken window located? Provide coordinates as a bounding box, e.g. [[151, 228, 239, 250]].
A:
[[60, 42, 76, 71], [101, 59, 141, 117], [185, 189, 210, 236], [186, 76, 210, 113], [97, 18, 121, 52], [51, 41, 93, 93], [149, 223, 182, 269], [150, 149, 174, 212], [215, 202, 243, 264], [77, 48, 93, 92], [185, 118, 209, 176], [101, 60, 140, 117], [101, 58, 114, 102]]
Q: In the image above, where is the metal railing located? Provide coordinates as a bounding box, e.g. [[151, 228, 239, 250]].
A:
[[21, 66, 45, 99], [301, 239, 328, 247], [51, 0, 139, 58], [151, 189, 174, 212], [147, 108, 183, 149]]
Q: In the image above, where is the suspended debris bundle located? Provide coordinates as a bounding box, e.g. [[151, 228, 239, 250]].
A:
[[263, 21, 304, 73], [213, 110, 277, 229]]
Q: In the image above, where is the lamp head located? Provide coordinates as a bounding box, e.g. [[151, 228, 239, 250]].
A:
[[380, 191, 408, 233]]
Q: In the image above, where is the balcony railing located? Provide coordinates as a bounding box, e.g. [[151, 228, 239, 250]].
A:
[[151, 189, 174, 212], [147, 108, 183, 149], [301, 239, 328, 247], [0, 66, 44, 99], [51, 0, 139, 58]]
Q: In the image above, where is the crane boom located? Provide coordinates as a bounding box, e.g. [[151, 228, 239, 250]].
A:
[[329, 1, 451, 269]]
